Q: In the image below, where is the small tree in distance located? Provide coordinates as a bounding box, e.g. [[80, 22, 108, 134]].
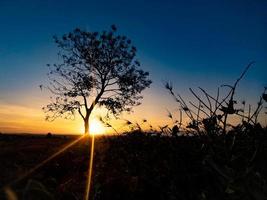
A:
[[42, 25, 152, 134]]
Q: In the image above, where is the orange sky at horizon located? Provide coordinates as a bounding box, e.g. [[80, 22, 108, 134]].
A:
[[0, 77, 266, 135], [0, 89, 170, 135], [1, 94, 266, 135]]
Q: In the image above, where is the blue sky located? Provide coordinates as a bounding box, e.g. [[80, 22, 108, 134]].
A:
[[0, 0, 266, 133]]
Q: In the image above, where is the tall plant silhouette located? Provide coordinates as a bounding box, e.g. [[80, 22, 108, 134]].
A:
[[165, 62, 266, 135], [41, 25, 151, 134]]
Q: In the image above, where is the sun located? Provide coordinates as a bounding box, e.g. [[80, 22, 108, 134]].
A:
[[89, 118, 106, 135]]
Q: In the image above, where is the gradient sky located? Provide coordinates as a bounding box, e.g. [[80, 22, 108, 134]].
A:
[[0, 0, 266, 134]]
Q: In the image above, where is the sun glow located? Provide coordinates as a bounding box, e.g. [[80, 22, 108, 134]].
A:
[[89, 118, 106, 135]]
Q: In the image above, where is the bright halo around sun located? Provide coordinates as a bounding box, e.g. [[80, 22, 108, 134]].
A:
[[89, 118, 106, 135]]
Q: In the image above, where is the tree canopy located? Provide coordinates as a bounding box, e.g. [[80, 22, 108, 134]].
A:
[[42, 25, 152, 134]]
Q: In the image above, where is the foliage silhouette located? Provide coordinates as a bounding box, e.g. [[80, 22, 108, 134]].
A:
[[90, 127, 267, 200], [95, 64, 267, 200], [165, 62, 267, 136], [41, 25, 151, 134]]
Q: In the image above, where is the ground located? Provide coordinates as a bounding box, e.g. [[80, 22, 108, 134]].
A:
[[0, 130, 267, 200]]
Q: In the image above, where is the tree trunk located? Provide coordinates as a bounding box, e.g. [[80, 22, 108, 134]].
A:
[[84, 117, 89, 135]]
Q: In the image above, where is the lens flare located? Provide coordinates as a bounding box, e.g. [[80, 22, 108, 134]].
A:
[[4, 135, 84, 189], [84, 135, 95, 200]]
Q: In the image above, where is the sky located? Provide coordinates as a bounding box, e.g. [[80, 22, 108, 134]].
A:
[[0, 0, 266, 134]]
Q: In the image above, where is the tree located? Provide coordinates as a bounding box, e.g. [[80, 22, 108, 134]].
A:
[[42, 25, 152, 134]]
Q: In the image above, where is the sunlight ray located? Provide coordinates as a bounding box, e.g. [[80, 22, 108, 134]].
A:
[[84, 134, 95, 200], [3, 186, 17, 200], [4, 135, 84, 189]]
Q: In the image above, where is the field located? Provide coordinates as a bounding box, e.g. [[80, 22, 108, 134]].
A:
[[0, 134, 90, 199], [0, 129, 267, 200]]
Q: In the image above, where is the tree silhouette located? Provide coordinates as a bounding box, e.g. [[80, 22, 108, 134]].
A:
[[42, 25, 152, 134]]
